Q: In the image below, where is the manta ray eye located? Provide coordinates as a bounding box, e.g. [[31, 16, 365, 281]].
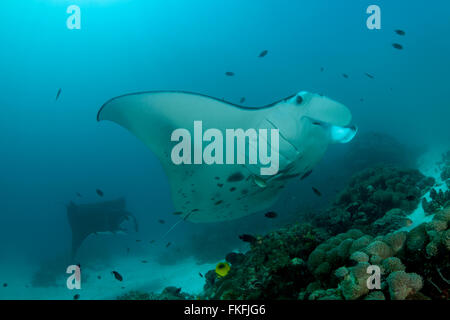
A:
[[296, 95, 303, 105]]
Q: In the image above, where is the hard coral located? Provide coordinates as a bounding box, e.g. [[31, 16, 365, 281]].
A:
[[387, 271, 423, 300], [314, 166, 433, 235], [339, 262, 371, 300], [423, 188, 450, 214], [382, 257, 406, 274], [364, 240, 393, 260], [203, 223, 324, 299]]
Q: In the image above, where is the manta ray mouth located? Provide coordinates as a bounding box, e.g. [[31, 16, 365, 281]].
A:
[[306, 116, 358, 144], [260, 115, 357, 169], [329, 124, 358, 143]]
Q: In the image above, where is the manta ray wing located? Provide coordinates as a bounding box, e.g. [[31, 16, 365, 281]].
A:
[[97, 91, 355, 223], [67, 198, 136, 257]]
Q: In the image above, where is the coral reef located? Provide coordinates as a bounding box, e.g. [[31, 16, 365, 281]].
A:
[[314, 166, 434, 235], [440, 151, 450, 185], [200, 203, 449, 300], [422, 188, 450, 215], [423, 150, 450, 214], [386, 271, 423, 300], [402, 206, 450, 299], [201, 223, 327, 299], [117, 290, 152, 300], [117, 286, 194, 300], [302, 229, 412, 300], [118, 162, 449, 301], [340, 132, 422, 172]]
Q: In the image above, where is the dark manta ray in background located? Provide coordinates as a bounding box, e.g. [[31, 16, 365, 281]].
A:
[[67, 198, 138, 257], [97, 91, 357, 223]]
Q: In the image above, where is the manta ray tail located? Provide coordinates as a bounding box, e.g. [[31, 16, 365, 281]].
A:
[[161, 212, 194, 239]]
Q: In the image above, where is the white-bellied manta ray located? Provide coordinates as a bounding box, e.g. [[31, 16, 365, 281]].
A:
[[97, 91, 357, 223]]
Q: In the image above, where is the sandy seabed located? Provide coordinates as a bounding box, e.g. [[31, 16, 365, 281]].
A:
[[0, 254, 216, 300]]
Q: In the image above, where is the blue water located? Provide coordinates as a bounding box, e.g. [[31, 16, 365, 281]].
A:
[[0, 0, 449, 299]]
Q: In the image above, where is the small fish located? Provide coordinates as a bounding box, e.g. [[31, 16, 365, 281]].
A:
[[406, 195, 416, 201], [342, 73, 349, 79], [73, 294, 80, 300], [253, 175, 267, 188], [126, 248, 130, 254], [360, 98, 364, 102], [300, 170, 313, 180], [112, 271, 123, 281], [96, 189, 104, 197], [225, 71, 235, 76], [264, 211, 278, 219], [392, 43, 403, 50], [97, 275, 101, 279], [227, 172, 245, 182], [394, 29, 405, 36], [239, 234, 257, 244], [240, 97, 246, 103], [55, 88, 62, 101], [320, 67, 324, 72], [199, 273, 203, 278], [76, 192, 82, 197], [258, 50, 268, 58], [166, 242, 172, 248], [173, 211, 183, 215], [135, 240, 141, 242], [364, 72, 374, 79], [2, 283, 7, 287], [312, 187, 322, 197], [158, 219, 165, 224], [141, 260, 148, 263]]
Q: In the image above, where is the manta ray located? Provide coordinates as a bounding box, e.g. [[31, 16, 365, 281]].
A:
[[67, 198, 138, 257], [97, 91, 357, 223]]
